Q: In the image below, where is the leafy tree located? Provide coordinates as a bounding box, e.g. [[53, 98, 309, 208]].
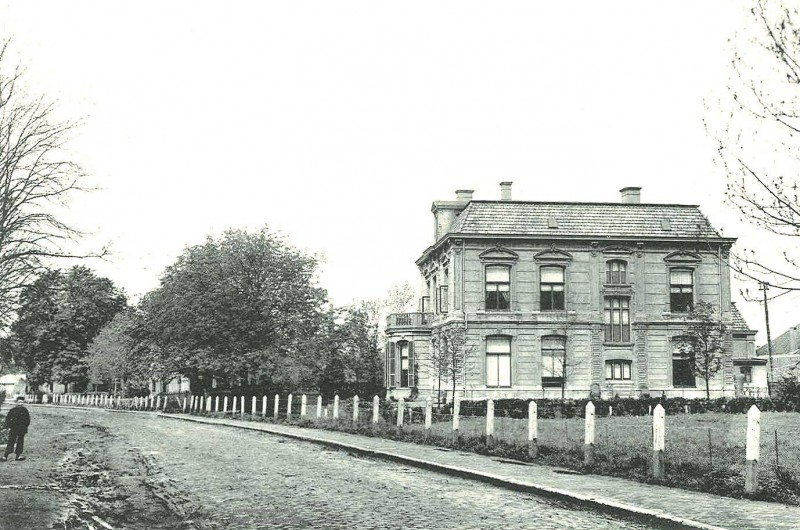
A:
[[138, 227, 329, 393], [677, 301, 727, 399], [86, 309, 151, 395], [336, 304, 384, 396], [0, 42, 103, 329], [9, 266, 127, 390]]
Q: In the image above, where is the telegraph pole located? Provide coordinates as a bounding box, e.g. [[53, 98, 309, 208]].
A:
[[759, 282, 775, 395]]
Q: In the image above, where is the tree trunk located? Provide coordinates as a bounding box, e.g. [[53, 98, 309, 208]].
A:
[[705, 378, 711, 400]]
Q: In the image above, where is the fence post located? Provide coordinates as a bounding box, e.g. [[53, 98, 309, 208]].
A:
[[273, 394, 280, 421], [232, 396, 237, 414], [353, 395, 360, 423], [241, 395, 245, 418], [453, 396, 461, 437], [252, 396, 257, 417], [213, 396, 218, 412], [397, 398, 405, 428], [301, 394, 307, 417], [182, 397, 187, 413], [486, 399, 495, 447], [652, 404, 666, 479], [584, 401, 595, 465], [528, 400, 538, 458], [223, 396, 229, 414], [156, 396, 161, 410], [262, 395, 268, 418], [425, 397, 433, 433], [287, 394, 293, 420], [608, 406, 613, 417], [197, 396, 202, 413], [372, 396, 380, 425], [333, 395, 340, 420], [206, 395, 212, 413], [745, 405, 761, 493], [317, 395, 323, 418]]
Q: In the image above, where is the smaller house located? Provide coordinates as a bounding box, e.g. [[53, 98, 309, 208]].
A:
[[0, 373, 27, 399], [756, 323, 800, 380]]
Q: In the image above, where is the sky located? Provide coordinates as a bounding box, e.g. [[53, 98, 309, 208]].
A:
[[0, 1, 797, 343]]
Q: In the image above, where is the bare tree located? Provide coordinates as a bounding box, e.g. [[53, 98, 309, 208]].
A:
[[0, 41, 100, 328], [711, 1, 800, 294], [429, 322, 475, 404], [677, 301, 727, 400], [386, 281, 417, 313]]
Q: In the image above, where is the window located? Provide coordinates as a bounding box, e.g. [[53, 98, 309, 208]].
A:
[[605, 360, 632, 380], [672, 340, 695, 388], [398, 341, 415, 388], [421, 296, 430, 313], [486, 336, 511, 387], [670, 268, 694, 312], [386, 342, 396, 387], [541, 336, 565, 388], [540, 266, 565, 310], [740, 366, 753, 384], [605, 260, 628, 284], [485, 265, 511, 310], [439, 286, 449, 313], [604, 298, 630, 342]]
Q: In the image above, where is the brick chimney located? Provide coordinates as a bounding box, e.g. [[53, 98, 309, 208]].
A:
[[620, 187, 641, 204], [500, 181, 513, 201], [431, 189, 473, 242]]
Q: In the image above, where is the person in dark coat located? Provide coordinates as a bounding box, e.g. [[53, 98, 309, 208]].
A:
[[2, 398, 30, 461]]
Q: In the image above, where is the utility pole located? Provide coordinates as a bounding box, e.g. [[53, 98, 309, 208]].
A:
[[759, 282, 775, 396]]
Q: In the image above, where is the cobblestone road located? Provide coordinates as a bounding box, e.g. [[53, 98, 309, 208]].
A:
[[17, 407, 656, 529]]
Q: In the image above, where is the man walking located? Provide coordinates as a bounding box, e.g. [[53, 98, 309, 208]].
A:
[[2, 397, 30, 461]]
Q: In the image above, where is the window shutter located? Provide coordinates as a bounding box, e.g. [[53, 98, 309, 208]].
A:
[[408, 341, 415, 387], [389, 342, 396, 387], [385, 341, 390, 387]]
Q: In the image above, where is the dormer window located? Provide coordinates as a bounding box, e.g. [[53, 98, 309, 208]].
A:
[[605, 260, 628, 285]]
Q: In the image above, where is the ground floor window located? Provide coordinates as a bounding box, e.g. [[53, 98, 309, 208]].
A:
[[740, 366, 753, 384], [486, 336, 511, 387], [605, 360, 631, 380], [541, 335, 565, 388], [399, 341, 415, 388]]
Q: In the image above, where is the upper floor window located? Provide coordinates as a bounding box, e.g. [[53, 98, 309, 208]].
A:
[[541, 335, 565, 388], [605, 260, 628, 284], [670, 268, 694, 312], [604, 297, 630, 342], [485, 265, 510, 310], [438, 286, 449, 313], [486, 336, 511, 387], [540, 266, 565, 311], [605, 360, 631, 380]]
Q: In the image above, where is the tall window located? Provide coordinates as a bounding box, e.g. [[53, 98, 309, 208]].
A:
[[604, 297, 630, 342], [386, 342, 396, 387], [670, 268, 694, 312], [398, 341, 415, 388], [485, 265, 511, 310], [672, 339, 695, 387], [439, 286, 449, 313], [605, 360, 631, 380], [486, 336, 511, 387], [540, 266, 565, 310], [541, 336, 565, 388], [605, 260, 628, 284]]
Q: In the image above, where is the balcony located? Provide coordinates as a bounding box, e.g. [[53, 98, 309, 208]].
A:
[[385, 312, 433, 332]]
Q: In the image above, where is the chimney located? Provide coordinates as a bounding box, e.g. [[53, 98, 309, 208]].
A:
[[620, 187, 641, 204], [500, 181, 513, 201], [455, 189, 474, 201]]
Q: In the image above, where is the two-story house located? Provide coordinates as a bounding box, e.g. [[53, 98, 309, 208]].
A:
[[385, 183, 762, 400]]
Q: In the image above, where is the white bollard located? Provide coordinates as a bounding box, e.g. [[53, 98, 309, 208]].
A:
[[652, 404, 666, 479], [156, 396, 161, 410], [273, 394, 280, 421], [206, 395, 211, 413], [333, 395, 340, 420], [353, 395, 360, 423], [232, 396, 238, 414], [397, 398, 405, 428], [215, 396, 220, 412], [287, 394, 293, 419], [372, 396, 380, 424], [453, 396, 461, 434], [182, 397, 187, 413], [241, 395, 245, 418], [425, 397, 432, 431], [252, 396, 257, 417], [609, 406, 613, 417], [262, 395, 268, 418], [224, 396, 229, 413], [528, 400, 538, 458], [486, 399, 495, 446], [317, 395, 323, 418], [746, 405, 761, 493], [301, 394, 307, 417], [585, 401, 596, 465]]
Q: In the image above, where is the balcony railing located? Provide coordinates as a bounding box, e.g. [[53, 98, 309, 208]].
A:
[[386, 312, 434, 330]]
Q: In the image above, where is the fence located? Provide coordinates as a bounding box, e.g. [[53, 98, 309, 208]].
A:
[[36, 391, 800, 504]]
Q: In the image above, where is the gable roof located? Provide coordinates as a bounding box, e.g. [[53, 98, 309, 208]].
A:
[[729, 302, 755, 333], [449, 201, 723, 240]]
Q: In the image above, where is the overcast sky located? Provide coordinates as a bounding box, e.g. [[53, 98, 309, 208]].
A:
[[0, 1, 796, 343]]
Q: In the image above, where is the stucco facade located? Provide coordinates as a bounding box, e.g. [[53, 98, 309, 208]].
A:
[[385, 184, 763, 401]]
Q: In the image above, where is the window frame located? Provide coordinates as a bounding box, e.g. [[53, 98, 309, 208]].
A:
[[485, 265, 511, 311], [671, 337, 696, 388], [605, 360, 632, 380], [604, 297, 631, 343], [605, 259, 628, 285], [669, 267, 694, 313], [485, 335, 512, 388], [540, 265, 566, 311], [541, 335, 566, 388]]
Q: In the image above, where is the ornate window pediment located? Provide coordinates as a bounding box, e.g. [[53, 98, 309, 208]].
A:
[[664, 251, 702, 264], [534, 245, 573, 263], [602, 246, 633, 256], [479, 247, 519, 262]]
